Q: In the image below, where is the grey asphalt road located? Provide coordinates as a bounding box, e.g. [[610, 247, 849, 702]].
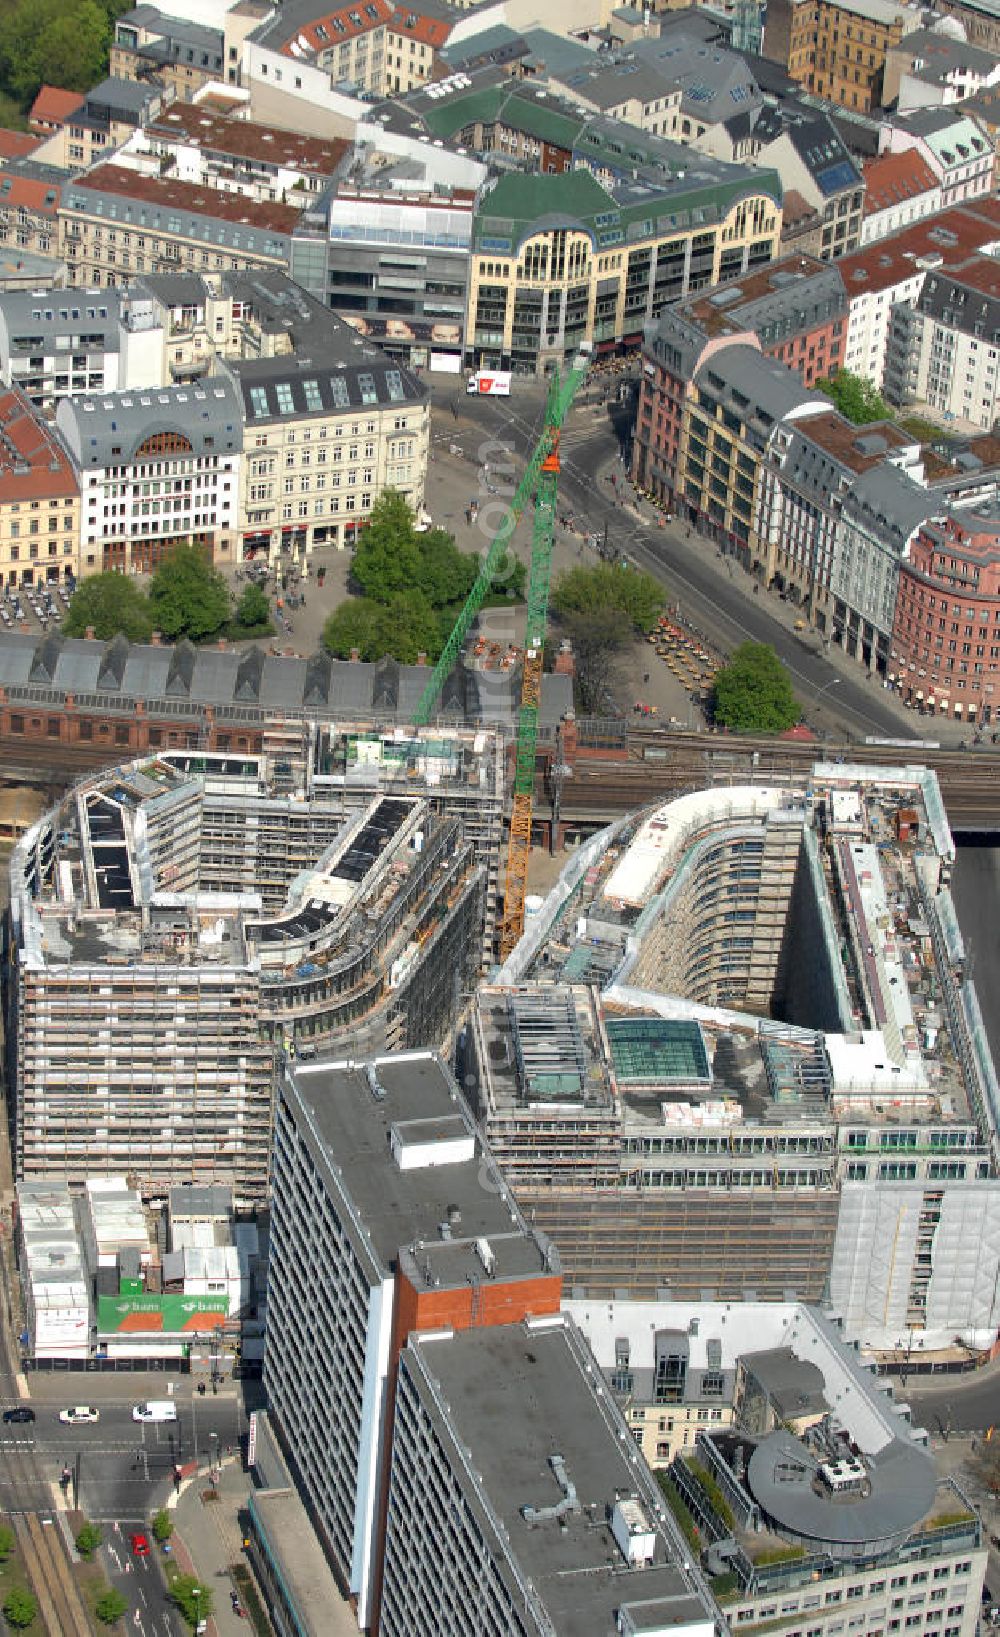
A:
[[448, 382, 929, 743], [898, 1361, 1000, 1434], [0, 1395, 247, 1518]]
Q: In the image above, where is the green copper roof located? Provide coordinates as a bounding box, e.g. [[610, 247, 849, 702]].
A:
[[474, 162, 783, 254]]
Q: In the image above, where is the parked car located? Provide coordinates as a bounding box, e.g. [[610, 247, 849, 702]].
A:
[[2, 1407, 35, 1424], [58, 1406, 99, 1425]]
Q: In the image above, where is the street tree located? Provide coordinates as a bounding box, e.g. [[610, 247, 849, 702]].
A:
[[95, 1587, 128, 1626], [0, 1526, 14, 1562], [168, 1575, 214, 1630], [712, 642, 801, 734], [552, 563, 663, 634], [321, 589, 441, 664], [816, 370, 889, 425], [151, 1509, 174, 1544], [2, 1587, 37, 1630], [234, 583, 271, 631], [412, 527, 477, 608], [149, 543, 232, 642], [556, 607, 632, 715], [350, 491, 423, 602], [64, 573, 155, 643], [76, 1521, 102, 1560]]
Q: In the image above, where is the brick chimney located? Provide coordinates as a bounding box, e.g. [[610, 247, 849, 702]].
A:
[[349, 647, 360, 663], [416, 652, 427, 666], [150, 630, 162, 646], [85, 625, 96, 640], [64, 693, 75, 710], [553, 639, 575, 677], [217, 638, 227, 651], [559, 708, 578, 767]]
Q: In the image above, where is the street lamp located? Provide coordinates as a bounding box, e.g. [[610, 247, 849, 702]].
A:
[[813, 678, 842, 731]]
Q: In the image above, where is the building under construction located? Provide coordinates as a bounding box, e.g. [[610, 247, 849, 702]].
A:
[[6, 740, 496, 1201], [468, 762, 1000, 1352]]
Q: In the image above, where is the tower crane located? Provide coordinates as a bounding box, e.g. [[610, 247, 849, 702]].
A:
[[412, 359, 590, 958]]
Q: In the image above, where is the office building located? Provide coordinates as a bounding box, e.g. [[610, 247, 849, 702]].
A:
[[754, 409, 924, 614], [477, 765, 1000, 1353], [668, 1318, 986, 1637], [223, 324, 429, 561], [8, 755, 490, 1198], [468, 158, 781, 373], [883, 107, 994, 209], [674, 341, 826, 568], [632, 256, 848, 506], [0, 385, 80, 590], [860, 149, 941, 246], [0, 287, 127, 412], [56, 377, 243, 575], [59, 164, 299, 288], [891, 500, 1000, 722], [381, 1313, 722, 1637], [263, 1050, 561, 1628], [884, 255, 1000, 434]]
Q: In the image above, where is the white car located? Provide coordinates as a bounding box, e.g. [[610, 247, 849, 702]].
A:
[[58, 1406, 100, 1425]]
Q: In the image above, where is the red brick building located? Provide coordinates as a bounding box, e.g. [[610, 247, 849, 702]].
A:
[[891, 502, 1000, 723]]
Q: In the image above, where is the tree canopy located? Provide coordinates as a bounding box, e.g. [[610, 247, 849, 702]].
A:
[[556, 607, 632, 715], [712, 642, 801, 734], [64, 572, 155, 643], [168, 1575, 214, 1630], [551, 563, 664, 634], [2, 1587, 37, 1630], [149, 544, 232, 641], [328, 491, 522, 666], [322, 590, 442, 665], [0, 0, 117, 106], [234, 582, 271, 632], [95, 1587, 129, 1626], [816, 370, 889, 426]]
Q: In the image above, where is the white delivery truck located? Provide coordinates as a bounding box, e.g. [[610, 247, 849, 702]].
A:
[[132, 1400, 178, 1423], [467, 369, 512, 397]]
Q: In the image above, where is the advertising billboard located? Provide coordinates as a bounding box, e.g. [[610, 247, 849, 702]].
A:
[[97, 1293, 230, 1333]]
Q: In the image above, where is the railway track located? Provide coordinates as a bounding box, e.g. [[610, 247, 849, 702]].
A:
[[2, 725, 997, 830]]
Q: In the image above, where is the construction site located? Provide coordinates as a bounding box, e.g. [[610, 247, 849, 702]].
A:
[[465, 761, 1000, 1350]]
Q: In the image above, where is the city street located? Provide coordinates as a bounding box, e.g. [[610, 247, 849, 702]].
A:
[[0, 1388, 250, 1519], [435, 376, 942, 744]]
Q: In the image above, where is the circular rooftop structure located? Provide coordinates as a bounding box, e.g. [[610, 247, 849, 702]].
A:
[[746, 1430, 937, 1559]]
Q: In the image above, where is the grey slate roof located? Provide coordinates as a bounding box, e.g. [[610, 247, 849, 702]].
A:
[[0, 629, 574, 727], [841, 461, 941, 550], [226, 348, 427, 423], [694, 344, 826, 439], [917, 263, 1000, 343], [0, 288, 122, 356], [56, 378, 242, 469]]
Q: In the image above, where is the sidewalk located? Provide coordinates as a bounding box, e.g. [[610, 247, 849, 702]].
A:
[[605, 457, 987, 748], [168, 1457, 253, 1636]]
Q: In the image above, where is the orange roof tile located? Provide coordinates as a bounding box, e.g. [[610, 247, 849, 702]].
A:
[[838, 202, 1000, 297], [0, 388, 78, 502], [69, 164, 301, 233], [862, 148, 939, 214], [388, 2, 452, 46], [278, 0, 393, 56], [0, 128, 42, 162], [29, 85, 85, 127], [0, 174, 61, 216]]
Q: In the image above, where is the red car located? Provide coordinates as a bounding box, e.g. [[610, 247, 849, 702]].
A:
[[130, 1533, 150, 1558]]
